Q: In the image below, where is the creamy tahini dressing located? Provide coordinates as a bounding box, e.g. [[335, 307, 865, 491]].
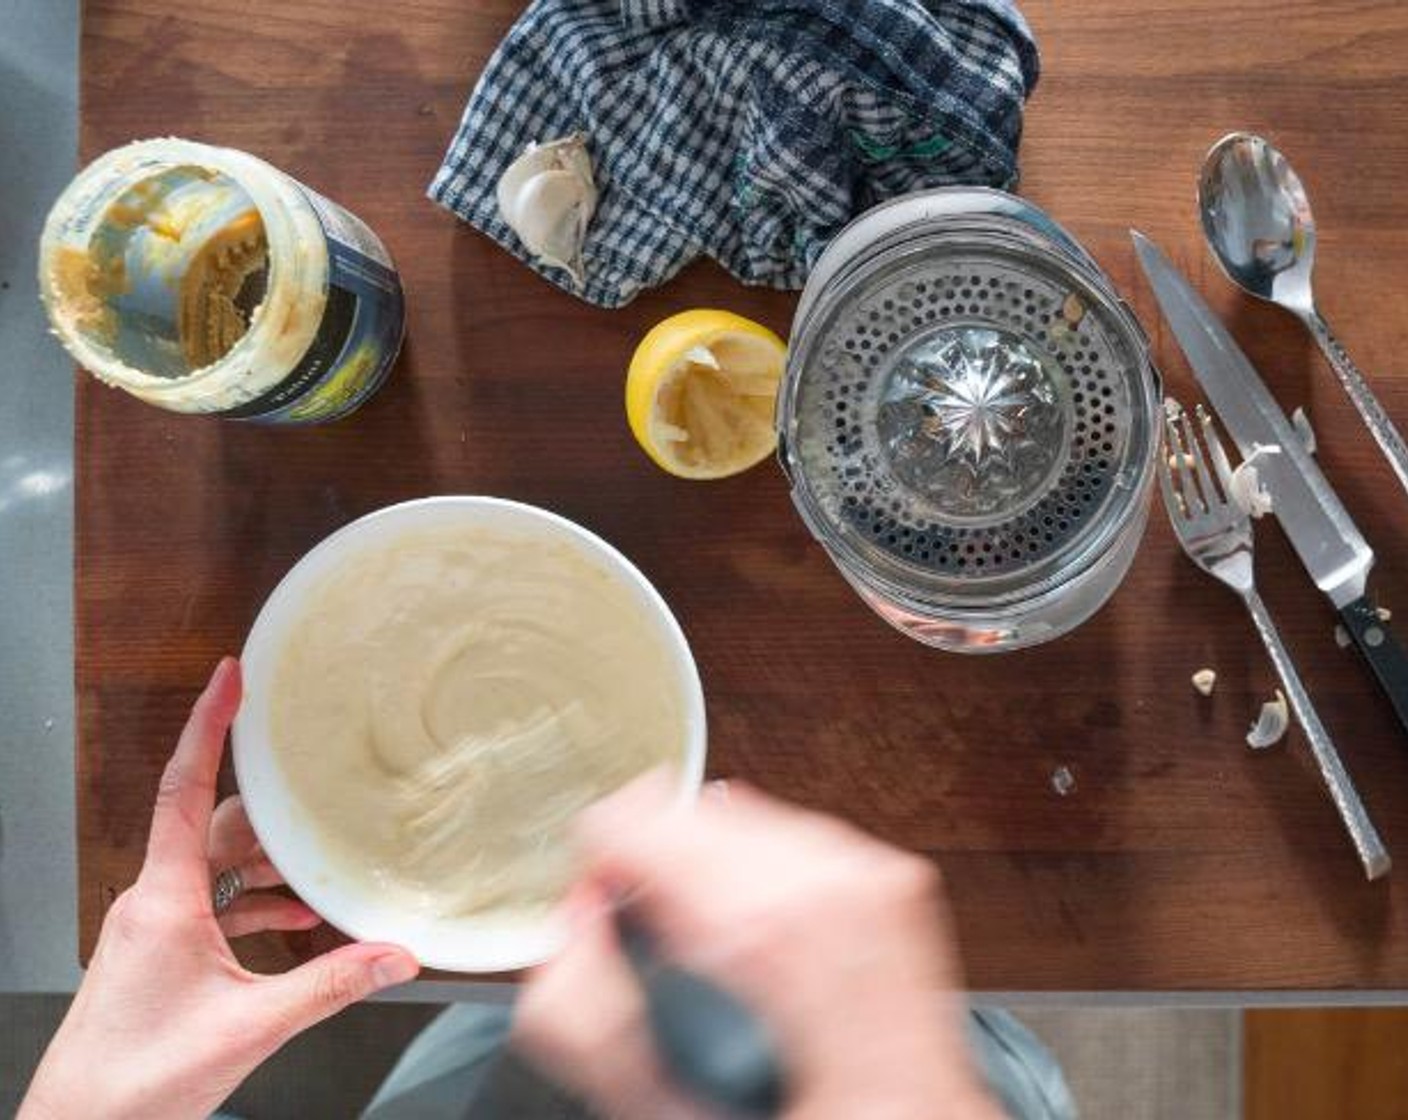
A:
[[270, 527, 687, 920]]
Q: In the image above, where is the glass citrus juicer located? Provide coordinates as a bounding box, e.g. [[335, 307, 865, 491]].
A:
[[778, 188, 1161, 652]]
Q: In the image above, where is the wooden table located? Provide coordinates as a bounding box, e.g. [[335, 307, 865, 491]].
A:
[[77, 0, 1408, 989]]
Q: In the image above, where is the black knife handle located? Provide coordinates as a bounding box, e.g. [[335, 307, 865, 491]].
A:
[[1340, 595, 1408, 738]]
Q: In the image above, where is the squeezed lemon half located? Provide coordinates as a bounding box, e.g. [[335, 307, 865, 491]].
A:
[[625, 309, 786, 480]]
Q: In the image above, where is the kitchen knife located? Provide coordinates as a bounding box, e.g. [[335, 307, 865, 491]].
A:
[[1133, 230, 1408, 737]]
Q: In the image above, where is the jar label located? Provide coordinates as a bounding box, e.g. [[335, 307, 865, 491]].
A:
[[226, 189, 404, 424]]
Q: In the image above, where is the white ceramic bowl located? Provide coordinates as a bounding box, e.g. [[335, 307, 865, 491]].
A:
[[232, 497, 707, 973]]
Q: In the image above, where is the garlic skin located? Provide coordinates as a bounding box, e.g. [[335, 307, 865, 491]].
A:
[[1291, 407, 1316, 455], [1246, 689, 1289, 750], [496, 135, 597, 288], [1228, 443, 1281, 519]]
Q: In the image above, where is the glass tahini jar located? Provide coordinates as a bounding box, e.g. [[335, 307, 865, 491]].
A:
[[778, 188, 1161, 652]]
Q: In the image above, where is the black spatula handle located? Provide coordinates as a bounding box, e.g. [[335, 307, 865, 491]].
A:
[[616, 912, 787, 1117]]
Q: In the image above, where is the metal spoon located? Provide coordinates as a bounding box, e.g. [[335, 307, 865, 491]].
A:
[[1198, 132, 1408, 495]]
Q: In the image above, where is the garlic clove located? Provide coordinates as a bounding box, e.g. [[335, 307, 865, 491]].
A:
[[496, 135, 597, 289], [495, 135, 591, 214], [1191, 668, 1216, 696], [509, 171, 593, 284], [1246, 689, 1289, 750]]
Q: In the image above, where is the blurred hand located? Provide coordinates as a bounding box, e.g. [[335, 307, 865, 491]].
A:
[[20, 658, 419, 1120], [514, 780, 1002, 1120]]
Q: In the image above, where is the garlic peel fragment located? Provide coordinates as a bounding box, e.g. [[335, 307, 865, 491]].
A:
[[1191, 668, 1216, 696], [496, 134, 597, 288], [1246, 689, 1289, 750], [1229, 443, 1281, 519], [1291, 407, 1316, 454]]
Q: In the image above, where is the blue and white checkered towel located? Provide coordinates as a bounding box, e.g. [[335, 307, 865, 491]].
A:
[[430, 0, 1039, 307]]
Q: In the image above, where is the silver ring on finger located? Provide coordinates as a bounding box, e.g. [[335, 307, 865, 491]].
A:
[[212, 867, 245, 915]]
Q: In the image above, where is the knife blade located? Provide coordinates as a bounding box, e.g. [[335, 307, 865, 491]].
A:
[[1133, 230, 1408, 738]]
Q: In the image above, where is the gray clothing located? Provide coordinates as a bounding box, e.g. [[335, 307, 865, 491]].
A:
[[358, 1004, 1076, 1119]]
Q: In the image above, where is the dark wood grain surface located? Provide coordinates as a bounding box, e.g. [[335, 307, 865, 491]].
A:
[[77, 0, 1408, 988]]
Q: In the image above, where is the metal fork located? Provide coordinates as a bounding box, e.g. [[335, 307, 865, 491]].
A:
[[1160, 399, 1390, 880]]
